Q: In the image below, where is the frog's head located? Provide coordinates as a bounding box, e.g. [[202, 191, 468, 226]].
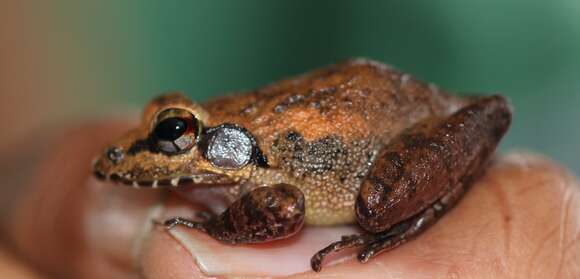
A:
[[93, 93, 267, 188]]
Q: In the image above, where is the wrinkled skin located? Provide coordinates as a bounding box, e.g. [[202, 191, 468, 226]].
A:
[[93, 59, 512, 271]]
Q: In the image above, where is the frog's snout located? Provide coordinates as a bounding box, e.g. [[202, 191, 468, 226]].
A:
[[92, 157, 107, 181], [92, 146, 125, 181]]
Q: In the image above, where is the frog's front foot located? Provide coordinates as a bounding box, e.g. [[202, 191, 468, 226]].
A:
[[163, 217, 207, 231], [164, 184, 305, 244]]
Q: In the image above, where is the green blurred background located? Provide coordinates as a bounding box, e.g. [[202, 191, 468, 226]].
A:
[[3, 1, 580, 173]]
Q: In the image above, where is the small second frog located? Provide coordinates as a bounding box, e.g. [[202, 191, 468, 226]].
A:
[[93, 59, 512, 271]]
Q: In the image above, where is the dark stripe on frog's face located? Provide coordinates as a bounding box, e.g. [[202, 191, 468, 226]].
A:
[[124, 123, 270, 170], [127, 138, 157, 155]]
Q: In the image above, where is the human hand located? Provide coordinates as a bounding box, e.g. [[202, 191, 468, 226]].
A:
[[1, 122, 579, 278]]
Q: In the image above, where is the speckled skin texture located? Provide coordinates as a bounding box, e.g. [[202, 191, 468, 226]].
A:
[[93, 59, 511, 271], [94, 59, 464, 225], [201, 59, 465, 225]]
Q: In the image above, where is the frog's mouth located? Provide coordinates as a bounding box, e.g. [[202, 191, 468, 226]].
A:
[[93, 169, 237, 189]]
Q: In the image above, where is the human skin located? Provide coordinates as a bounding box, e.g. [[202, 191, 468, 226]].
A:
[[0, 1, 579, 275], [0, 122, 579, 278]]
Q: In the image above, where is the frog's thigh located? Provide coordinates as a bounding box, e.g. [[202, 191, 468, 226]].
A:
[[165, 184, 305, 244], [311, 95, 511, 271], [356, 95, 511, 232]]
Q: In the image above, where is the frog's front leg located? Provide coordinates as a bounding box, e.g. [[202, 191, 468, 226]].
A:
[[311, 95, 511, 271], [164, 184, 305, 244]]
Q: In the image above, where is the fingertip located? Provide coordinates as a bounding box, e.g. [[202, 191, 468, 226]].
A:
[[290, 152, 580, 278], [494, 151, 576, 178], [486, 151, 579, 203]]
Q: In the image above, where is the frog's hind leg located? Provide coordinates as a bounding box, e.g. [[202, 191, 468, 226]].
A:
[[164, 184, 305, 244], [356, 182, 464, 262], [311, 95, 512, 271], [310, 185, 463, 272]]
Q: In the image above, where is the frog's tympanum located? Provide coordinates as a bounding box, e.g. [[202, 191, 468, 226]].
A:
[[93, 59, 511, 271]]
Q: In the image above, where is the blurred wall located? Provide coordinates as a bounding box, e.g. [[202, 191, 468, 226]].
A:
[[1, 1, 579, 173]]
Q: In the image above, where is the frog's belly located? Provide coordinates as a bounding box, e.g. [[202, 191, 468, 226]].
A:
[[303, 194, 357, 226]]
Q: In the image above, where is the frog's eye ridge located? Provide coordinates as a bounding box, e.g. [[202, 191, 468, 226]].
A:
[[152, 108, 200, 154]]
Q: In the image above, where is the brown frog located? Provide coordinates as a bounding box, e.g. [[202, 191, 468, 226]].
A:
[[93, 59, 512, 271]]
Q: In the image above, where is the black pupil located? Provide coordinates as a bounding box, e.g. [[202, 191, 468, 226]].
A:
[[155, 117, 189, 141]]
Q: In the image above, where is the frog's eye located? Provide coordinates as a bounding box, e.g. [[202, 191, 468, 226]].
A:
[[202, 124, 253, 170], [152, 109, 200, 154]]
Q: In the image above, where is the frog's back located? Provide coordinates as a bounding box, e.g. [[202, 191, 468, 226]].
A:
[[203, 59, 463, 225]]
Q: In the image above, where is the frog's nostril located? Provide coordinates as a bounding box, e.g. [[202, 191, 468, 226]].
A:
[[106, 147, 124, 164]]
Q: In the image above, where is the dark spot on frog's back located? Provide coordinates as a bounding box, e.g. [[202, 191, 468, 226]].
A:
[[274, 94, 304, 113]]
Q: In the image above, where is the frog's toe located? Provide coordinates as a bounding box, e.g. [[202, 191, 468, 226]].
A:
[[310, 234, 369, 272], [163, 217, 206, 231]]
